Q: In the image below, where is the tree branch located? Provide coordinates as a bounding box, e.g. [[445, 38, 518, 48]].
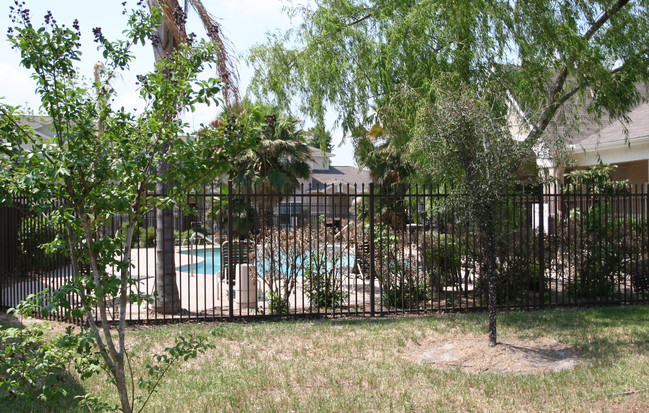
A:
[[345, 13, 372, 27], [525, 0, 632, 145]]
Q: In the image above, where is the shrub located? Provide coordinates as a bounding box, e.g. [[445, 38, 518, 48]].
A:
[[476, 252, 547, 305], [626, 258, 649, 293], [424, 232, 465, 290], [562, 202, 622, 300], [174, 229, 196, 245], [380, 260, 429, 309], [0, 321, 94, 411], [16, 217, 68, 276], [566, 245, 619, 300], [382, 278, 428, 309], [304, 252, 346, 309], [266, 290, 290, 315], [131, 226, 156, 248]]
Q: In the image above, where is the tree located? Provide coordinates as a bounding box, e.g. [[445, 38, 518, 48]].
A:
[[223, 101, 313, 229], [305, 123, 333, 152], [409, 85, 531, 346], [145, 0, 239, 313], [147, 0, 239, 104], [1, 5, 226, 411], [248, 0, 649, 174]]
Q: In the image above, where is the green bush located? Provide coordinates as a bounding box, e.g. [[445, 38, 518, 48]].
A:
[[566, 245, 619, 300], [476, 252, 547, 305], [0, 322, 89, 411], [17, 217, 68, 276], [267, 290, 290, 315], [209, 195, 258, 239], [563, 202, 622, 300], [131, 227, 156, 248], [424, 232, 465, 290], [174, 229, 196, 245], [382, 278, 428, 309], [304, 253, 346, 309], [379, 259, 429, 309]]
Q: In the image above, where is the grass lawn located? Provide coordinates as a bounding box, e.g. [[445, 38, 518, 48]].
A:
[[2, 306, 649, 412]]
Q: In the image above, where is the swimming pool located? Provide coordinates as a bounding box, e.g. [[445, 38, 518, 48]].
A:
[[176, 247, 355, 276], [177, 248, 222, 275]]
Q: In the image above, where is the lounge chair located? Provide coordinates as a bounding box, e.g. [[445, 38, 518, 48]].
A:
[[219, 240, 257, 306]]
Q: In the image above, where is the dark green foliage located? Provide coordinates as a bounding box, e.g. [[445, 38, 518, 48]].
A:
[[563, 166, 631, 300], [425, 233, 465, 291], [131, 226, 156, 248], [0, 321, 98, 412], [17, 217, 68, 276], [476, 249, 546, 305], [564, 202, 622, 300], [305, 252, 346, 309], [626, 259, 649, 293], [267, 290, 290, 316], [209, 192, 258, 239], [382, 276, 428, 310]]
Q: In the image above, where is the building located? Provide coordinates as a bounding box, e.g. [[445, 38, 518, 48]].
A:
[[567, 101, 649, 185], [277, 147, 372, 226]]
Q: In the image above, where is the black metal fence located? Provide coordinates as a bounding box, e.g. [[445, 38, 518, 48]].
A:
[[2, 182, 648, 322]]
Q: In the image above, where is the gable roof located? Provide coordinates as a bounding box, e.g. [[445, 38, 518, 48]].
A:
[[14, 115, 55, 140], [310, 166, 372, 191], [574, 101, 649, 149]]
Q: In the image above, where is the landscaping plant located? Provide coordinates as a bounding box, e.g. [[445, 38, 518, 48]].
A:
[[0, 3, 231, 411]]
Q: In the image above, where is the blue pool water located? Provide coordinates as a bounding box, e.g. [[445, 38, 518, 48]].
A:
[[176, 248, 354, 276], [177, 248, 221, 275]]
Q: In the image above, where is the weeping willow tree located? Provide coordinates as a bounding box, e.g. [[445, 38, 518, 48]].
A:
[[249, 0, 649, 180]]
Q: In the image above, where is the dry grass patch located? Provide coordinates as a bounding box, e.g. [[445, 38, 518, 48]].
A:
[[3, 308, 649, 412], [404, 335, 579, 374]]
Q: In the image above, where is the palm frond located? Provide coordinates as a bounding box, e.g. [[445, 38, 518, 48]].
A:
[[188, 0, 240, 105]]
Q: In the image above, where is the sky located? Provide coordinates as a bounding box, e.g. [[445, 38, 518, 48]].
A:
[[0, 0, 357, 166]]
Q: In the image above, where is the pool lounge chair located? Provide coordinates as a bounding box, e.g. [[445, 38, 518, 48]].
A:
[[219, 240, 257, 306]]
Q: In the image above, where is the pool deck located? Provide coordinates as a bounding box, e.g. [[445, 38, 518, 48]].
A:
[[1, 246, 380, 319]]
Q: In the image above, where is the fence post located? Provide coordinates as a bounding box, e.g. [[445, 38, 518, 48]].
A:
[[227, 180, 234, 319], [369, 183, 375, 317], [538, 184, 545, 309]]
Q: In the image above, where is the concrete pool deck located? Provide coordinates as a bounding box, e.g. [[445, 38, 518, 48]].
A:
[[1, 247, 380, 319]]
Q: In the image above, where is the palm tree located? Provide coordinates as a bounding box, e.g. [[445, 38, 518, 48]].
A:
[[353, 124, 414, 230], [224, 102, 313, 231], [146, 0, 239, 314], [147, 0, 239, 103]]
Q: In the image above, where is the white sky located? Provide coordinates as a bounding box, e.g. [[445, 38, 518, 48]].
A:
[[0, 0, 356, 166]]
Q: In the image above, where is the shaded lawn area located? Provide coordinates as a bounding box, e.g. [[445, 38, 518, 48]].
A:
[[0, 316, 88, 413], [2, 306, 649, 412]]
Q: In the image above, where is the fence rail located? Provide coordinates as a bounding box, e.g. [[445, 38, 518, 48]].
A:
[[1, 182, 648, 323]]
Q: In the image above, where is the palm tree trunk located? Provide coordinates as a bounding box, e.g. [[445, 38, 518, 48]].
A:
[[148, 0, 181, 314], [146, 0, 239, 313], [154, 169, 181, 314]]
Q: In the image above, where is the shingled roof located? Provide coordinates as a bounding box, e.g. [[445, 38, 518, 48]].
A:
[[309, 166, 372, 191], [574, 100, 649, 149]]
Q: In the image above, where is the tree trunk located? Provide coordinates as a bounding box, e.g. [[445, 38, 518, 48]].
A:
[[486, 221, 498, 347], [154, 172, 181, 314], [149, 1, 182, 314], [114, 359, 132, 413]]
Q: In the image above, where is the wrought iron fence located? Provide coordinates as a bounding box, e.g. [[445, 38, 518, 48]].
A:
[[1, 182, 648, 323]]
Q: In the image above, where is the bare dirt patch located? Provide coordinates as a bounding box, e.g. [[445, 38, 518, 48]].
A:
[[404, 335, 579, 374]]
